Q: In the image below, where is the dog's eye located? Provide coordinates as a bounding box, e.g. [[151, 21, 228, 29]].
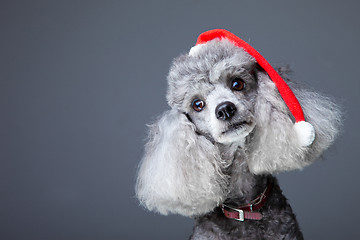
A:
[[231, 78, 245, 91], [192, 99, 205, 112]]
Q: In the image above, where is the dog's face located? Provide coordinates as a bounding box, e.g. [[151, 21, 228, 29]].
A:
[[167, 40, 258, 145]]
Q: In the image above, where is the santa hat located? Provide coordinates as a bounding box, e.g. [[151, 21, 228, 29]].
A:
[[189, 29, 315, 147]]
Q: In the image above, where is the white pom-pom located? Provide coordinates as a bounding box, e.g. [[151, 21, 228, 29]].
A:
[[294, 121, 315, 147]]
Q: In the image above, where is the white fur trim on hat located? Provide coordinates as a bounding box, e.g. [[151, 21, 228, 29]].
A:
[[189, 45, 203, 56], [294, 121, 315, 147]]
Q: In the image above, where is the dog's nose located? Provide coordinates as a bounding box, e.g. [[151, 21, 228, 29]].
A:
[[215, 101, 237, 121]]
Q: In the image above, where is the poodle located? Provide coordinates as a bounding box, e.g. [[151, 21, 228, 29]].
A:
[[135, 29, 342, 239]]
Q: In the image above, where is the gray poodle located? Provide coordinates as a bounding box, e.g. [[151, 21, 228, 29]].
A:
[[136, 29, 342, 239]]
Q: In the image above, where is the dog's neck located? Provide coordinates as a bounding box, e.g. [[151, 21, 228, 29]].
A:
[[218, 144, 269, 207]]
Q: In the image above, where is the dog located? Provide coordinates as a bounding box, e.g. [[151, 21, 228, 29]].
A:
[[136, 29, 341, 239]]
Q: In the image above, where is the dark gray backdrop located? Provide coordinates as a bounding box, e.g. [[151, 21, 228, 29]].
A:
[[1, 1, 359, 239]]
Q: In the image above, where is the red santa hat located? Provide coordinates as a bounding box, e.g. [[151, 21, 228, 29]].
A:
[[189, 29, 315, 147]]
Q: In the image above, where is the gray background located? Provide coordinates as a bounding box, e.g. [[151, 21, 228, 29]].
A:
[[1, 1, 359, 239]]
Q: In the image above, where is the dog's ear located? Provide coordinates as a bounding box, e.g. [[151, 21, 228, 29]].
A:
[[135, 109, 229, 217], [246, 71, 342, 174]]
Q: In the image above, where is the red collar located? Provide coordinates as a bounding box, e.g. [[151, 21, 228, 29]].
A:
[[221, 180, 273, 221]]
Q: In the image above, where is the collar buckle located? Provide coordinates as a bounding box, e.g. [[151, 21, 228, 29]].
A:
[[222, 203, 245, 221], [236, 209, 245, 221]]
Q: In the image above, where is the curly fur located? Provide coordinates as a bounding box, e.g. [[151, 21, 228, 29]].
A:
[[136, 39, 342, 239], [136, 110, 230, 216]]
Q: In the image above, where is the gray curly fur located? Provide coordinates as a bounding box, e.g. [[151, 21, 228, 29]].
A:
[[136, 39, 342, 239]]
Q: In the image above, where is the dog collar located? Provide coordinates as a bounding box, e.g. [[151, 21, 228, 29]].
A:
[[221, 180, 273, 221]]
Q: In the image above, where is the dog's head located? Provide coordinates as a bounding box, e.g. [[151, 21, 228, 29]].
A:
[[168, 39, 257, 146], [136, 30, 342, 217]]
